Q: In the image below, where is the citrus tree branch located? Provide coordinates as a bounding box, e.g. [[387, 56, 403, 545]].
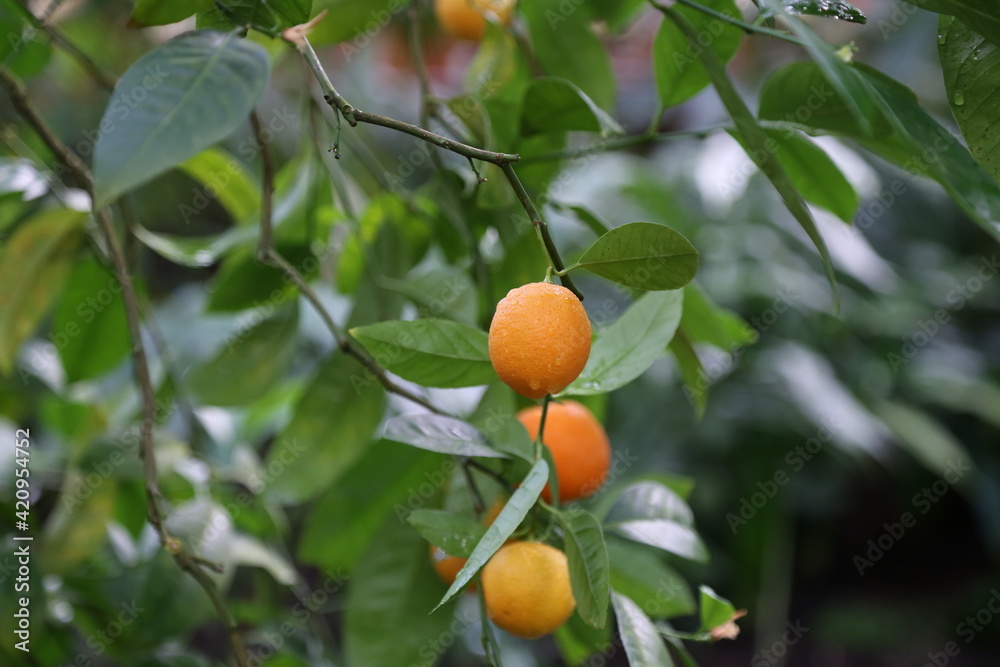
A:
[[500, 162, 584, 300], [290, 31, 519, 166], [248, 112, 450, 417], [661, 0, 807, 46], [25, 7, 117, 90], [0, 64, 250, 667]]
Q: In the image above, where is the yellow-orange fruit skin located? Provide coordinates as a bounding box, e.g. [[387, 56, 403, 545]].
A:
[[434, 0, 516, 41], [517, 400, 611, 503], [482, 541, 575, 638], [488, 283, 592, 399]]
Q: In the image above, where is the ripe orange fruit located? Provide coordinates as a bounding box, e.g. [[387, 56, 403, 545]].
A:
[[430, 544, 467, 586], [488, 283, 592, 399], [482, 541, 575, 638], [434, 0, 516, 41], [517, 400, 611, 503]]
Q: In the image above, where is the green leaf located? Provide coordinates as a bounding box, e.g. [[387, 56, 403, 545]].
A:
[[939, 16, 1000, 183], [611, 591, 675, 667], [52, 255, 131, 383], [653, 0, 744, 108], [910, 0, 1000, 46], [564, 290, 684, 396], [265, 352, 387, 504], [380, 266, 478, 325], [384, 414, 509, 459], [188, 304, 299, 406], [669, 331, 708, 419], [436, 459, 549, 608], [874, 400, 975, 486], [607, 540, 695, 619], [131, 0, 210, 26], [559, 509, 611, 629], [762, 0, 878, 135], [196, 0, 311, 34], [521, 0, 616, 110], [471, 382, 535, 463], [41, 474, 117, 574], [575, 222, 699, 291], [177, 147, 261, 223], [299, 440, 445, 571], [554, 611, 614, 666], [133, 224, 257, 267], [782, 0, 866, 23], [349, 319, 494, 388], [762, 128, 860, 221], [0, 208, 85, 374], [607, 520, 708, 562], [589, 0, 649, 30], [93, 30, 269, 207], [208, 244, 316, 312], [308, 0, 403, 45], [680, 283, 755, 349], [0, 0, 52, 78], [759, 62, 1000, 240], [662, 6, 839, 306], [344, 516, 458, 667], [698, 585, 736, 631], [604, 481, 695, 526], [408, 509, 488, 558], [521, 77, 624, 137]]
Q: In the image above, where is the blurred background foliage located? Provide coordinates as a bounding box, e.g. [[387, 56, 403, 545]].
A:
[[1, 0, 999, 665]]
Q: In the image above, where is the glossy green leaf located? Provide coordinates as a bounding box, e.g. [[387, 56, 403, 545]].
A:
[[380, 266, 478, 325], [93, 30, 269, 207], [939, 16, 1000, 183], [471, 382, 535, 463], [408, 510, 488, 558], [436, 459, 549, 608], [349, 319, 494, 388], [611, 592, 675, 667], [521, 77, 623, 137], [177, 147, 260, 223], [783, 0, 866, 23], [760, 62, 1000, 239], [654, 0, 743, 108], [698, 585, 736, 631], [0, 208, 85, 374], [604, 481, 695, 526], [196, 0, 311, 34], [554, 611, 614, 666], [607, 540, 695, 619], [763, 128, 860, 221], [384, 414, 509, 459], [762, 0, 879, 135], [663, 6, 839, 306], [265, 352, 386, 504], [607, 520, 709, 562], [299, 440, 445, 571], [521, 0, 616, 110], [131, 0, 210, 26], [559, 509, 611, 629], [187, 304, 298, 406], [575, 222, 699, 291], [564, 290, 684, 396], [910, 0, 1000, 46], [133, 224, 256, 267], [345, 516, 458, 667], [52, 256, 131, 383]]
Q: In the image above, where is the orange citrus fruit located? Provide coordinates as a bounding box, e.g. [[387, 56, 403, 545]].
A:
[[482, 541, 575, 638], [434, 0, 516, 41], [517, 400, 611, 503], [488, 282, 591, 399]]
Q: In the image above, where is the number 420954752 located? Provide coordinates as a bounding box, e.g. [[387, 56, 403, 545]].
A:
[[14, 429, 29, 524]]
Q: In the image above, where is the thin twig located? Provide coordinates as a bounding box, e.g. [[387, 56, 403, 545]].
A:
[[249, 112, 450, 416], [290, 33, 520, 166], [659, 0, 806, 46], [499, 163, 583, 300], [520, 124, 733, 164], [0, 64, 251, 667], [460, 460, 486, 515], [34, 17, 117, 90]]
